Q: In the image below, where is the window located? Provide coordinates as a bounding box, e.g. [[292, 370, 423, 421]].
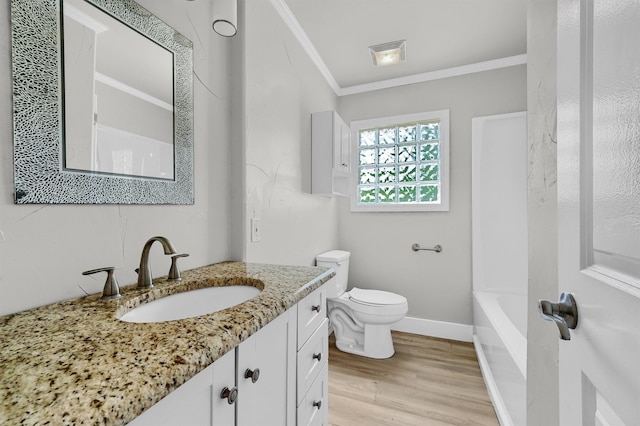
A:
[[350, 110, 449, 212]]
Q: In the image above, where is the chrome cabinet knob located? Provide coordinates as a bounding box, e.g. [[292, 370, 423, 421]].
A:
[[220, 386, 238, 404], [538, 292, 578, 340], [311, 305, 321, 312], [313, 400, 322, 409], [313, 352, 322, 362], [244, 368, 260, 383]]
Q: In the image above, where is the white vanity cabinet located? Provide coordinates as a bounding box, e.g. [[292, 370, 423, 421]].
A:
[[129, 283, 329, 426], [312, 111, 350, 197]]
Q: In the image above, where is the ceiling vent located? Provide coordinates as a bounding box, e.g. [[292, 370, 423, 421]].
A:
[[369, 40, 406, 67]]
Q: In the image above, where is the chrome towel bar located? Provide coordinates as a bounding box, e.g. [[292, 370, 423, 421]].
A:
[[411, 243, 442, 253]]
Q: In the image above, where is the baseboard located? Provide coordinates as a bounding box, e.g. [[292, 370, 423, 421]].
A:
[[391, 316, 473, 342]]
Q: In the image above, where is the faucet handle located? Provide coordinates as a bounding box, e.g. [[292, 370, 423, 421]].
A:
[[82, 267, 121, 300], [168, 253, 189, 281]]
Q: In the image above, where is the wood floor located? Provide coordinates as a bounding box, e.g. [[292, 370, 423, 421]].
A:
[[327, 331, 499, 426]]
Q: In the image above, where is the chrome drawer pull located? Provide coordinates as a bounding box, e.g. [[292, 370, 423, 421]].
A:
[[311, 305, 321, 312], [313, 353, 322, 362], [313, 400, 322, 409]]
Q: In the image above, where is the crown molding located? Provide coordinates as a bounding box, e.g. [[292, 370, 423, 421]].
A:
[[269, 0, 527, 97], [268, 0, 341, 94], [339, 54, 527, 96]]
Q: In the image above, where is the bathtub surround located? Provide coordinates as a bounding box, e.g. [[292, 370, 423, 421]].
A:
[[472, 112, 528, 426], [0, 262, 333, 425]]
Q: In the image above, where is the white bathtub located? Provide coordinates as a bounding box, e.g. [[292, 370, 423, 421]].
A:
[[473, 291, 527, 426]]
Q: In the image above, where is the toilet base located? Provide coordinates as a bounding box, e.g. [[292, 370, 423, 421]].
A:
[[335, 323, 395, 359]]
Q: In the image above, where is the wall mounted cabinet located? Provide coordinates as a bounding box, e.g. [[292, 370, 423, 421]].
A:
[[312, 111, 350, 197]]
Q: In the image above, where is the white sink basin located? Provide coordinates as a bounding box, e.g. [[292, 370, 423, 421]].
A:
[[120, 285, 262, 323]]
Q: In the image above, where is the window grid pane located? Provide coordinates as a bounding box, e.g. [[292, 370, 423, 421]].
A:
[[357, 120, 441, 206], [359, 186, 376, 203], [419, 142, 439, 161], [359, 129, 377, 146], [359, 167, 376, 184]]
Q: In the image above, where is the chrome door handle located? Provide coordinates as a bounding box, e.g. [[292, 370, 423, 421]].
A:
[[538, 292, 578, 341]]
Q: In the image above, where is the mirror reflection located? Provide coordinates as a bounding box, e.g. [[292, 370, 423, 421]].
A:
[[62, 0, 175, 180]]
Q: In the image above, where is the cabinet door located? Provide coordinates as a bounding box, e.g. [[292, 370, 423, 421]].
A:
[[236, 308, 296, 426], [128, 363, 214, 426], [311, 111, 350, 196], [211, 349, 236, 426], [333, 114, 351, 173], [334, 114, 350, 175]]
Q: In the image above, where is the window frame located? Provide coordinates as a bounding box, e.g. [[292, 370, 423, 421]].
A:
[[350, 110, 450, 212]]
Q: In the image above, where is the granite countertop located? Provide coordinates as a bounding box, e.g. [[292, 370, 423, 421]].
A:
[[0, 261, 333, 425]]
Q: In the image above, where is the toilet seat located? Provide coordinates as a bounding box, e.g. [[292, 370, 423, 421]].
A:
[[348, 287, 407, 306], [333, 289, 408, 317]]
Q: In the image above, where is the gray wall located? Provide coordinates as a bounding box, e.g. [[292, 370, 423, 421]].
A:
[[0, 1, 232, 315], [240, 0, 340, 266], [526, 0, 559, 424], [337, 66, 527, 325]]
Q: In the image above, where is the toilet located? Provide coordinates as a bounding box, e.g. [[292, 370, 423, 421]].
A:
[[316, 250, 408, 359]]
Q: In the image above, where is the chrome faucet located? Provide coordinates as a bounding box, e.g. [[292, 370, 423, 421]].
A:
[[137, 236, 177, 288]]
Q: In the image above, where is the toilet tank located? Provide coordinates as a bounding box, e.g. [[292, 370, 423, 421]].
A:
[[316, 250, 350, 298]]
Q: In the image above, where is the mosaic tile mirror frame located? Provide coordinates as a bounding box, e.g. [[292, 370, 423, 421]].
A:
[[10, 0, 194, 204]]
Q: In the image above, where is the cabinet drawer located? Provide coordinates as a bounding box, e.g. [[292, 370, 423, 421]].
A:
[[297, 285, 327, 350], [297, 319, 328, 405], [297, 363, 328, 426]]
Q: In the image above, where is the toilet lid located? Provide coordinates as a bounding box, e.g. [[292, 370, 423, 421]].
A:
[[348, 287, 407, 306]]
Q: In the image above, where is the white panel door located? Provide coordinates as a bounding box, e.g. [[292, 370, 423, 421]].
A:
[[557, 0, 640, 424]]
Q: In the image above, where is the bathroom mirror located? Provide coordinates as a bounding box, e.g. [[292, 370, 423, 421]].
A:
[[10, 0, 194, 204]]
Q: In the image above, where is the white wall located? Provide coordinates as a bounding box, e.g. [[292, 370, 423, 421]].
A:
[[0, 1, 232, 315], [526, 0, 559, 424], [337, 67, 527, 325], [240, 0, 340, 266]]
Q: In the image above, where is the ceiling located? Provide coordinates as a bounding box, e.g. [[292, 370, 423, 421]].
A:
[[281, 0, 527, 94]]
